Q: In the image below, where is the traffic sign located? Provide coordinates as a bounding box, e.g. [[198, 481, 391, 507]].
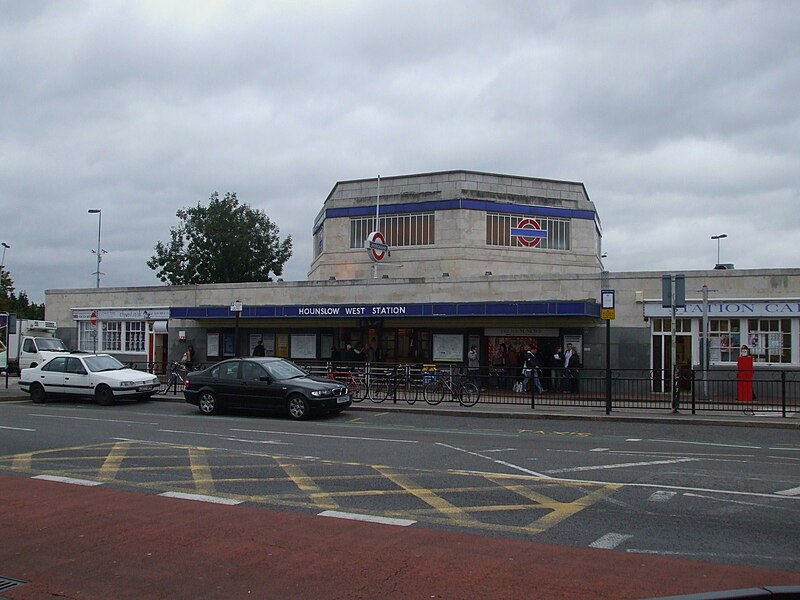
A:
[[510, 218, 548, 248], [90, 311, 97, 326]]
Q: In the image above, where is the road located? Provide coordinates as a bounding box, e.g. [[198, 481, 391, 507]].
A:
[[1, 398, 799, 599]]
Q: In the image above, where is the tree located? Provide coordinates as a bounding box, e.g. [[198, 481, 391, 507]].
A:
[[0, 268, 45, 319], [148, 192, 293, 285]]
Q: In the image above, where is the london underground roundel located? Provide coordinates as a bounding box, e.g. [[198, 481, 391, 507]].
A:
[[510, 218, 548, 248], [366, 231, 388, 262]]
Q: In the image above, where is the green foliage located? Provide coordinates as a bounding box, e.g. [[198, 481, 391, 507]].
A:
[[147, 192, 293, 285], [0, 269, 45, 319]]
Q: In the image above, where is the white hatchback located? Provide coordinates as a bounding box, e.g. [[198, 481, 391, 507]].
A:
[[20, 354, 160, 405]]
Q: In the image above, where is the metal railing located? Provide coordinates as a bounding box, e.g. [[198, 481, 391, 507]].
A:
[[125, 358, 800, 416]]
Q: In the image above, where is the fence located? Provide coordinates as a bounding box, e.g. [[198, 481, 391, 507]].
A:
[[126, 359, 800, 417]]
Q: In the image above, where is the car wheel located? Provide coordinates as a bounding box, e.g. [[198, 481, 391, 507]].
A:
[[287, 395, 310, 420], [30, 383, 46, 404], [95, 385, 115, 406], [198, 390, 219, 415]]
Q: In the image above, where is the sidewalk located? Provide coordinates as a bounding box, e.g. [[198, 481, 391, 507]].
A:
[[2, 377, 798, 429]]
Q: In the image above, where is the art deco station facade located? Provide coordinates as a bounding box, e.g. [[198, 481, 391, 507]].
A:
[[45, 171, 800, 388]]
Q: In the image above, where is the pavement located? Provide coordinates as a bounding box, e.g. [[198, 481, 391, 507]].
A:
[[2, 375, 798, 428]]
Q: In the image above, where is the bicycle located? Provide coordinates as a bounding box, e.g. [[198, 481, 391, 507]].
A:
[[158, 361, 187, 395], [423, 370, 480, 407], [328, 367, 371, 402], [369, 365, 424, 404]]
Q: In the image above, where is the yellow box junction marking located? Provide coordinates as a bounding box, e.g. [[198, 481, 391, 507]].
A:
[[0, 442, 620, 537]]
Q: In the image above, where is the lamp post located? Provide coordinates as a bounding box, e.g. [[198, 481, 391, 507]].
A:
[[0, 243, 9, 294], [88, 209, 106, 288], [711, 233, 727, 266]]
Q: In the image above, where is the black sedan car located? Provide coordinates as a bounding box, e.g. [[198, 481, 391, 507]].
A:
[[183, 357, 351, 419]]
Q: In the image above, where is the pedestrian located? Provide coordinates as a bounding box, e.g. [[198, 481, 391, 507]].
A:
[[343, 342, 356, 362], [493, 343, 507, 389], [552, 346, 564, 392], [330, 345, 341, 362], [522, 348, 543, 393], [252, 339, 266, 356], [564, 343, 581, 393], [181, 345, 195, 370], [467, 345, 481, 389]]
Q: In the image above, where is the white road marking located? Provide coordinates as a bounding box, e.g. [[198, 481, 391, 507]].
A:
[[159, 491, 242, 505], [481, 448, 517, 453], [318, 510, 415, 527], [652, 439, 761, 450], [436, 442, 550, 479], [590, 448, 609, 452], [626, 439, 642, 442], [0, 425, 35, 431], [648, 491, 677, 502], [230, 428, 418, 444], [222, 437, 290, 445], [546, 458, 699, 474], [31, 413, 158, 425], [33, 475, 102, 487], [683, 492, 790, 509], [445, 468, 800, 502], [589, 533, 633, 549], [770, 447, 800, 452], [775, 486, 800, 497]]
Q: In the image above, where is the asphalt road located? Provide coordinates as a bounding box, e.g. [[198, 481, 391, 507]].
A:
[[1, 398, 799, 598]]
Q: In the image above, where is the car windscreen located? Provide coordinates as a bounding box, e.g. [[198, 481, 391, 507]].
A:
[[267, 360, 307, 380], [84, 355, 125, 373], [36, 338, 67, 351]]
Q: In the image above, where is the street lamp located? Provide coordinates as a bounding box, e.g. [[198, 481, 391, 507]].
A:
[[88, 209, 107, 288], [0, 242, 9, 270], [711, 234, 727, 266]]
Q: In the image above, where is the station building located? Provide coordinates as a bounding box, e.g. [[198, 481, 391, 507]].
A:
[[44, 170, 800, 389]]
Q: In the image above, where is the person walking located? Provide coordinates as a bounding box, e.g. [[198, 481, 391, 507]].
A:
[[252, 339, 266, 356], [522, 347, 543, 393]]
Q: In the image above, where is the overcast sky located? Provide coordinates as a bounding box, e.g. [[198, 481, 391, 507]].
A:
[[2, 1, 798, 304]]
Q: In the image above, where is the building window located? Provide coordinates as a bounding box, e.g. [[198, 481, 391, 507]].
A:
[[709, 319, 741, 363], [78, 321, 147, 354], [747, 319, 791, 363], [313, 225, 324, 259], [485, 213, 570, 249], [652, 318, 691, 333], [349, 213, 435, 249], [78, 322, 95, 352], [125, 321, 145, 352]]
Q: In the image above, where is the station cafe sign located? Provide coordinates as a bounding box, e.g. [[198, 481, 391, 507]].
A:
[[73, 308, 170, 321], [644, 300, 800, 318]]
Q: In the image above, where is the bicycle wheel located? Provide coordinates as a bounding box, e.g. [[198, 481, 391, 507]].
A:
[[405, 377, 420, 405], [347, 377, 364, 403], [458, 383, 480, 407], [370, 377, 390, 403], [423, 380, 445, 405]]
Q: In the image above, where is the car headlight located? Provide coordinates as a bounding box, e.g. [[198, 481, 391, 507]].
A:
[[120, 381, 137, 388], [311, 390, 331, 397]]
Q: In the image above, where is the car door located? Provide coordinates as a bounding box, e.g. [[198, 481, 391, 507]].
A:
[[261, 363, 291, 411], [238, 361, 277, 411], [36, 357, 69, 395], [62, 357, 91, 397], [212, 360, 245, 408]]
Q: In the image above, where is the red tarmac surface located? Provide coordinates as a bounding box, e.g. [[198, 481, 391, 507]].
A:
[[2, 473, 800, 599]]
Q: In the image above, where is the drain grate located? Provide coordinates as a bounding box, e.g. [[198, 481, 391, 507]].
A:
[[0, 576, 27, 592]]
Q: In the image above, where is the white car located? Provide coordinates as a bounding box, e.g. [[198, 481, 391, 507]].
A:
[[19, 354, 160, 405]]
